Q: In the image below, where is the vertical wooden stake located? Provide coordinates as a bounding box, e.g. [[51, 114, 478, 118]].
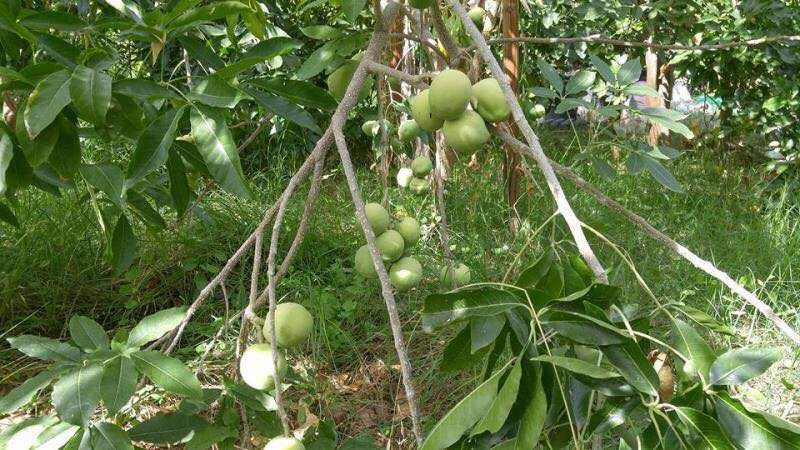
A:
[[645, 36, 663, 146], [502, 0, 522, 234]]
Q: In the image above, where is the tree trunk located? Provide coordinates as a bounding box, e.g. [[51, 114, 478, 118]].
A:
[[502, 0, 521, 234]]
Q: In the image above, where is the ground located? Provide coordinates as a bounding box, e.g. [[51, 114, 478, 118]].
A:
[[1, 126, 798, 445]]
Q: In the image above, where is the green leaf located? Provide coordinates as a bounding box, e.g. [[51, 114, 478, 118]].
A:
[[673, 407, 734, 449], [470, 315, 506, 353], [241, 36, 303, 60], [420, 362, 509, 450], [670, 318, 715, 382], [0, 202, 19, 227], [541, 310, 629, 345], [189, 105, 251, 199], [131, 351, 202, 399], [591, 157, 617, 180], [514, 365, 547, 450], [127, 306, 187, 347], [422, 286, 524, 331], [187, 76, 243, 108], [128, 412, 208, 444], [110, 214, 136, 275], [0, 367, 62, 414], [296, 41, 338, 80], [600, 342, 659, 396], [224, 379, 277, 412], [471, 360, 522, 436], [166, 147, 191, 217], [7, 335, 81, 363], [641, 154, 684, 193], [125, 107, 186, 185], [585, 397, 639, 436], [24, 69, 72, 139], [70, 66, 112, 125], [516, 249, 555, 288], [0, 416, 59, 450], [167, 1, 253, 30], [49, 115, 82, 179], [127, 191, 166, 230], [301, 25, 342, 40], [709, 347, 782, 386], [52, 364, 104, 426], [623, 84, 660, 98], [101, 355, 137, 414], [113, 79, 178, 100], [537, 59, 563, 93], [644, 114, 694, 139], [556, 98, 592, 114], [69, 315, 109, 351], [532, 355, 620, 379], [16, 99, 59, 167], [0, 130, 11, 195], [565, 70, 596, 95], [245, 88, 321, 134], [530, 86, 556, 99], [674, 305, 733, 335], [249, 78, 337, 110], [185, 425, 238, 450], [35, 33, 80, 67], [715, 392, 800, 449], [91, 422, 134, 450], [20, 11, 87, 31], [178, 36, 224, 70], [33, 421, 81, 449], [589, 54, 614, 83], [617, 59, 642, 86], [440, 326, 491, 372], [81, 163, 125, 207], [342, 0, 367, 22]]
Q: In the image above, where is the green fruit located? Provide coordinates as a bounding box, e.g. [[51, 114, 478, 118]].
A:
[[396, 217, 421, 246], [468, 7, 486, 26], [440, 263, 471, 287], [409, 0, 433, 9], [396, 167, 414, 188], [409, 177, 429, 195], [390, 257, 423, 291], [410, 89, 444, 132], [410, 155, 433, 176], [442, 110, 490, 153], [376, 230, 405, 262], [365, 202, 390, 235], [531, 104, 546, 118], [429, 70, 472, 120], [398, 120, 420, 142], [355, 245, 378, 278], [262, 302, 313, 348], [362, 120, 380, 136], [264, 437, 305, 450], [471, 78, 510, 123], [239, 343, 287, 390], [327, 61, 374, 102]]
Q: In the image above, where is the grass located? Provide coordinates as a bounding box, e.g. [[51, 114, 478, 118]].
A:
[[1, 126, 799, 444]]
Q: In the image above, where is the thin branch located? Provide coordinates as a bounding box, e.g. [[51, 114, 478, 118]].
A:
[[183, 48, 193, 89], [388, 32, 447, 59], [433, 142, 457, 289], [495, 127, 800, 347], [237, 115, 273, 152], [480, 34, 800, 52], [430, 1, 464, 65], [365, 60, 432, 88], [448, 0, 608, 283]]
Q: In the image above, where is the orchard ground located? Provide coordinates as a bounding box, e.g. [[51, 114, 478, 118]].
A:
[[2, 127, 799, 444]]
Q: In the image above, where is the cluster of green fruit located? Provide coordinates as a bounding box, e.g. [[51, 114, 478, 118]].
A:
[[396, 154, 433, 195], [410, 70, 510, 154], [354, 202, 424, 292], [238, 304, 315, 450]]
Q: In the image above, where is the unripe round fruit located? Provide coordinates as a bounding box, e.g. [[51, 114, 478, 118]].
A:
[[410, 156, 433, 177], [239, 343, 287, 390], [468, 7, 486, 26], [390, 257, 423, 291], [264, 436, 305, 450], [409, 177, 429, 195], [440, 263, 471, 287], [396, 167, 414, 188], [362, 120, 380, 137], [262, 302, 313, 348], [396, 217, 421, 246], [429, 70, 472, 120], [410, 90, 444, 132], [471, 78, 511, 123], [398, 120, 420, 142], [409, 0, 433, 8], [327, 62, 373, 102], [355, 245, 378, 278], [365, 202, 390, 235], [531, 103, 546, 119], [376, 230, 405, 263], [442, 110, 490, 154]]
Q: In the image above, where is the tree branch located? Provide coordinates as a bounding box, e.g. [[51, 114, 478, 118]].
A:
[[430, 1, 464, 65], [495, 127, 800, 347], [447, 0, 609, 283], [237, 115, 273, 152], [479, 34, 800, 52], [388, 32, 448, 60], [365, 60, 432, 88]]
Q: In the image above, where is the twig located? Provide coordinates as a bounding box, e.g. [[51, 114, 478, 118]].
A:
[[183, 48, 193, 89], [365, 61, 432, 88], [447, 0, 608, 283], [479, 34, 800, 52], [495, 127, 800, 347], [237, 115, 273, 152], [430, 1, 463, 65], [388, 32, 447, 59], [433, 142, 457, 289]]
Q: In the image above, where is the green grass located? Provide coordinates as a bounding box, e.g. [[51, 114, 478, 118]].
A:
[[1, 127, 799, 440]]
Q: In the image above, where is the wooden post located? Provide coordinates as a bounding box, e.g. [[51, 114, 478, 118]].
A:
[[645, 37, 663, 146], [502, 0, 522, 234]]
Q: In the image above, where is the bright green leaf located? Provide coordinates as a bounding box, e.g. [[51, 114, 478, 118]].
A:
[[52, 364, 104, 426], [125, 107, 186, 185], [110, 214, 136, 275], [673, 407, 734, 449], [69, 315, 109, 351], [189, 105, 251, 198], [600, 342, 659, 396], [709, 347, 782, 386], [100, 356, 137, 414], [6, 335, 81, 363], [127, 306, 187, 348], [24, 70, 72, 139], [81, 163, 125, 207], [471, 360, 522, 436], [532, 355, 620, 379], [128, 412, 208, 444]]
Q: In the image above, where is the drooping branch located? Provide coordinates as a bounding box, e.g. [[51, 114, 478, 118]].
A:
[[495, 127, 800, 347], [237, 115, 273, 152], [365, 60, 432, 88], [447, 0, 609, 283], [479, 34, 800, 51]]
